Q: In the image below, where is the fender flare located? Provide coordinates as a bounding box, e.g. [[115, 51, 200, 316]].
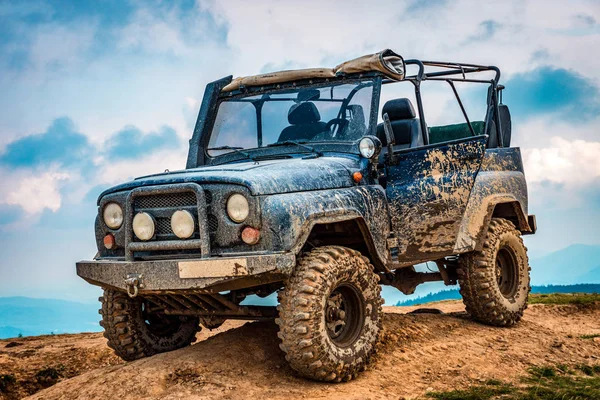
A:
[[290, 212, 390, 273], [474, 198, 531, 251]]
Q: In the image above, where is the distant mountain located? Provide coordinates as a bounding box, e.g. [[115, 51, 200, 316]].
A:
[[0, 297, 101, 339], [395, 284, 600, 306], [578, 266, 600, 284], [530, 244, 600, 285]]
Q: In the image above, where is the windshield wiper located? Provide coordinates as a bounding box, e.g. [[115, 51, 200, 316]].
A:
[[267, 140, 323, 158], [207, 146, 256, 162]]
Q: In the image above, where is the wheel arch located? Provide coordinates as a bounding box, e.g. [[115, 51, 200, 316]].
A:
[[474, 200, 532, 251], [291, 214, 389, 273]]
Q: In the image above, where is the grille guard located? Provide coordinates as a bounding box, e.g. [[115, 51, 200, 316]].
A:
[[124, 183, 211, 261]]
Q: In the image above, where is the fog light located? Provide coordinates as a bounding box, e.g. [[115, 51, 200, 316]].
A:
[[171, 210, 195, 239], [241, 226, 260, 245], [133, 212, 155, 241], [103, 233, 116, 249]]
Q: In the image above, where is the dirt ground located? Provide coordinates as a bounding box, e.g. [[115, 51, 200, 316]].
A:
[[1, 301, 599, 400]]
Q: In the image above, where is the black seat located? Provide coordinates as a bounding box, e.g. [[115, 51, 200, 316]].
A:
[[278, 102, 327, 142], [376, 99, 424, 154]]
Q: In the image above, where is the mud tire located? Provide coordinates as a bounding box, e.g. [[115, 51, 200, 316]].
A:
[[458, 218, 530, 327], [276, 246, 382, 382], [99, 289, 200, 361]]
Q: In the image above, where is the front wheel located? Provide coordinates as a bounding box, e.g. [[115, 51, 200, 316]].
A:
[[99, 289, 200, 361], [458, 218, 530, 326], [276, 246, 382, 382]]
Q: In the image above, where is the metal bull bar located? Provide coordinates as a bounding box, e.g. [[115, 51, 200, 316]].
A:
[[124, 183, 211, 261]]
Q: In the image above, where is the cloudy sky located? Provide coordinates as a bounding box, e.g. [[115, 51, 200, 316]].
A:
[[0, 0, 599, 301]]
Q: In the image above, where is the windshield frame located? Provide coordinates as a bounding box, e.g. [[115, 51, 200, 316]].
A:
[[200, 74, 383, 166]]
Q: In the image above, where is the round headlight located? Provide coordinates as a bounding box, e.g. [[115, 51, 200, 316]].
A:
[[359, 137, 376, 159], [171, 210, 195, 239], [227, 194, 249, 223], [103, 203, 123, 229], [132, 212, 155, 241]]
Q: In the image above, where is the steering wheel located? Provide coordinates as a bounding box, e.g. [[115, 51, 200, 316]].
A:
[[324, 118, 348, 139]]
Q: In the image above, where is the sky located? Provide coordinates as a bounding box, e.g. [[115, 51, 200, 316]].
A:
[[0, 0, 599, 302]]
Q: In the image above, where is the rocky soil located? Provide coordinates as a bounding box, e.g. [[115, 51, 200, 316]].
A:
[[0, 301, 598, 400]]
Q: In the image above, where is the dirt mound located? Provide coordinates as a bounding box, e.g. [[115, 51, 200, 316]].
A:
[[2, 302, 599, 400]]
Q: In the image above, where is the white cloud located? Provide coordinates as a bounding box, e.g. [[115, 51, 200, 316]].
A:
[[522, 137, 600, 186], [4, 171, 70, 214], [185, 97, 200, 109], [205, 0, 600, 78], [97, 148, 188, 186]]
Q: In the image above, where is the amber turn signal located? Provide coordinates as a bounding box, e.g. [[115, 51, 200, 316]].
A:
[[352, 171, 363, 183], [241, 226, 260, 245], [103, 233, 116, 250]]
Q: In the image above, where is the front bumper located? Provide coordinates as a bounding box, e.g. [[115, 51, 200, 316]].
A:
[[77, 253, 296, 294]]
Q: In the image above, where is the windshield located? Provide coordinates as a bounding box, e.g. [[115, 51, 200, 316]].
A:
[[208, 81, 374, 156]]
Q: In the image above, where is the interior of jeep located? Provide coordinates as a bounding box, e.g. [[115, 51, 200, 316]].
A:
[[377, 59, 512, 154], [377, 88, 510, 154]]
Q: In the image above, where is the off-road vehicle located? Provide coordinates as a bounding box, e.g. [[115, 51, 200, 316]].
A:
[[78, 49, 536, 382]]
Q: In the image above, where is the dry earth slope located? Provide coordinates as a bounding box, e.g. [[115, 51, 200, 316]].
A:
[[1, 301, 599, 400]]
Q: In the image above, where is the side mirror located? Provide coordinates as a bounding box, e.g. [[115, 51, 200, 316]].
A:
[[498, 104, 511, 147], [382, 113, 396, 163]]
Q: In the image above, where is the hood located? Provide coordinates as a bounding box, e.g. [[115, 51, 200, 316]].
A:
[[99, 157, 359, 199]]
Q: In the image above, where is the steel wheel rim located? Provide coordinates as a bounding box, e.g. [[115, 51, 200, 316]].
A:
[[496, 246, 519, 298], [325, 284, 365, 347]]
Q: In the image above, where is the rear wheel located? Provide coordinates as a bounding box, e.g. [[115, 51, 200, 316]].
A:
[[276, 246, 382, 382], [99, 289, 200, 361], [458, 218, 530, 326]]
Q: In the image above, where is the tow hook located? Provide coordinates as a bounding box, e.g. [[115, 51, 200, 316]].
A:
[[124, 274, 144, 298]]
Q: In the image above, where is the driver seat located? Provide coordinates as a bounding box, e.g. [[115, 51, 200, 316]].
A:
[[278, 102, 327, 142], [376, 98, 424, 149]]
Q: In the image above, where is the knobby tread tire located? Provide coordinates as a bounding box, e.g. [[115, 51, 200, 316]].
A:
[[99, 289, 200, 361], [458, 218, 531, 327], [276, 246, 382, 382]]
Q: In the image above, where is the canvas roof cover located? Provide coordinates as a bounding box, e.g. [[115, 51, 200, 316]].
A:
[[222, 49, 405, 92]]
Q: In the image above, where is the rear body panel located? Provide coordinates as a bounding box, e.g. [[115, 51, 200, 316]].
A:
[[454, 147, 530, 253]]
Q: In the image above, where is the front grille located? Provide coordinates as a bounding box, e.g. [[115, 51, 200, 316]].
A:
[[135, 192, 196, 209], [208, 214, 218, 233], [155, 217, 173, 236]]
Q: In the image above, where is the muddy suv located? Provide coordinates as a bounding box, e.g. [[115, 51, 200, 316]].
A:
[[78, 50, 536, 382]]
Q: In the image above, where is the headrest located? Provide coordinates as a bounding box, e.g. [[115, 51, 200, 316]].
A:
[[382, 98, 416, 120], [347, 104, 365, 126], [297, 89, 320, 102], [288, 102, 321, 125]]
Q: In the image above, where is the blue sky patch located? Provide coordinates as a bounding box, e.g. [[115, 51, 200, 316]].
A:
[[503, 66, 600, 122], [0, 117, 91, 169], [104, 125, 180, 161]]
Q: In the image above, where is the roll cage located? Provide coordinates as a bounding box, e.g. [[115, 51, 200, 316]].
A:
[[186, 59, 506, 169], [388, 59, 503, 147]]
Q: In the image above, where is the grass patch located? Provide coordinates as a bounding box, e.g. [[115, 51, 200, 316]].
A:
[[580, 333, 600, 340], [428, 364, 600, 399], [529, 293, 600, 305], [428, 381, 514, 400]]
